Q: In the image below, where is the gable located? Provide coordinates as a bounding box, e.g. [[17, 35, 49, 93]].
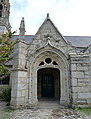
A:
[[33, 14, 68, 45], [27, 14, 72, 57]]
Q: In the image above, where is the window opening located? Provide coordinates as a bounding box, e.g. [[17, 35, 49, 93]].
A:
[[0, 4, 3, 10], [0, 76, 10, 85], [53, 61, 58, 65], [39, 61, 44, 66], [45, 58, 52, 64], [0, 4, 3, 17]]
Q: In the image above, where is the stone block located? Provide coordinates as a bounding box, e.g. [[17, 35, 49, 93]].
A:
[[17, 91, 22, 97], [72, 87, 90, 93], [88, 82, 91, 86], [72, 78, 77, 86], [84, 71, 90, 78], [71, 57, 89, 64], [72, 92, 78, 99], [87, 99, 91, 104], [77, 100, 87, 104], [78, 92, 91, 99], [78, 82, 88, 87], [71, 64, 76, 70], [22, 90, 26, 96], [18, 71, 27, 78], [77, 65, 88, 71], [72, 71, 84, 78]]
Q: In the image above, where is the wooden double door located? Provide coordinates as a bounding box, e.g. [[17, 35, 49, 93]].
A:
[[41, 74, 54, 98]]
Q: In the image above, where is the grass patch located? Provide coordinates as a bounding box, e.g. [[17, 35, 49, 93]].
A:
[[2, 106, 15, 113], [74, 107, 91, 115], [0, 106, 15, 119]]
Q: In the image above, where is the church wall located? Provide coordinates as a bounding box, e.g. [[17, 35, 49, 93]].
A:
[[70, 53, 91, 107]]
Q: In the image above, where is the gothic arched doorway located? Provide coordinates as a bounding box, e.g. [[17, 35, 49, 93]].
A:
[[37, 68, 60, 100]]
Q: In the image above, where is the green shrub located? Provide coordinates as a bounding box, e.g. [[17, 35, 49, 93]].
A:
[[1, 88, 11, 101], [74, 107, 91, 115]]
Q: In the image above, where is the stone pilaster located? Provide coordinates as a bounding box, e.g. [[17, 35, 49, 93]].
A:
[[10, 18, 28, 108]]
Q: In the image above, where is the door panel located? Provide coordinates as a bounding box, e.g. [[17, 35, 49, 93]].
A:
[[42, 74, 54, 97]]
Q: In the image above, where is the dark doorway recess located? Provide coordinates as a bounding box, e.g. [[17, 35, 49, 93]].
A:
[[42, 74, 54, 97], [37, 68, 60, 100]]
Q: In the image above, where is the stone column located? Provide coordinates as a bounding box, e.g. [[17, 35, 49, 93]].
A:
[[60, 70, 69, 106], [28, 69, 38, 106]]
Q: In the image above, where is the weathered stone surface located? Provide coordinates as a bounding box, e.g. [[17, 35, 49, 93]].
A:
[[10, 14, 91, 108], [78, 82, 88, 87], [77, 100, 87, 104], [72, 87, 90, 93], [1, 103, 86, 119], [72, 93, 78, 99], [72, 71, 84, 78], [0, 105, 87, 119], [72, 78, 77, 86], [71, 64, 76, 70], [87, 99, 91, 104], [78, 93, 91, 99]]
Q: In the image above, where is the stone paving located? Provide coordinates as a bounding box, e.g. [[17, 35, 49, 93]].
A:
[[0, 101, 91, 119], [10, 108, 88, 119]]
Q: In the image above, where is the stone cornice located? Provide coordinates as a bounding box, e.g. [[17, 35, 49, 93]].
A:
[[11, 68, 28, 72]]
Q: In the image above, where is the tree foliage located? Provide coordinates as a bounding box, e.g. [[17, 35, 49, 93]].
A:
[[0, 31, 16, 79]]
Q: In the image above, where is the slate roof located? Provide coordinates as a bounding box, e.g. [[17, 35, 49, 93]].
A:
[[65, 36, 91, 47], [12, 35, 91, 48]]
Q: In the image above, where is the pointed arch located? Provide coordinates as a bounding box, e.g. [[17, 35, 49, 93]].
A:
[[27, 43, 71, 107]]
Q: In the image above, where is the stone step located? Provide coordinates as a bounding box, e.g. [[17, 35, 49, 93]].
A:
[[38, 101, 65, 109], [38, 105, 64, 109]]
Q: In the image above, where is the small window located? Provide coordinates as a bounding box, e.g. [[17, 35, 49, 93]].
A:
[[0, 76, 10, 85], [53, 61, 58, 65], [0, 4, 3, 10], [0, 11, 2, 17], [45, 58, 52, 64], [39, 61, 44, 66]]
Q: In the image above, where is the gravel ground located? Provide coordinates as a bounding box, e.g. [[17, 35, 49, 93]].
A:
[[0, 101, 91, 119]]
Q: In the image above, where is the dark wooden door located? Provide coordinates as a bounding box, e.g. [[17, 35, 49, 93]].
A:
[[42, 74, 54, 97]]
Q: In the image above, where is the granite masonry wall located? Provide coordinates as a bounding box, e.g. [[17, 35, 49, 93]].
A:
[[70, 53, 91, 107]]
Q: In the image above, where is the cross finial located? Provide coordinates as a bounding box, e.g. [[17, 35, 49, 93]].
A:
[[46, 13, 50, 19], [47, 13, 49, 17]]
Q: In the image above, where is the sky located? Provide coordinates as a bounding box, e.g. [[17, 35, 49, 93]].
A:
[[9, 0, 91, 36]]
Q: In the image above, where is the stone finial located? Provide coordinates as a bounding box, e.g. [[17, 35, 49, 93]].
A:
[[19, 17, 25, 41], [46, 13, 50, 20]]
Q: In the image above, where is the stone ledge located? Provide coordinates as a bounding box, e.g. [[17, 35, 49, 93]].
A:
[[11, 68, 28, 72]]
